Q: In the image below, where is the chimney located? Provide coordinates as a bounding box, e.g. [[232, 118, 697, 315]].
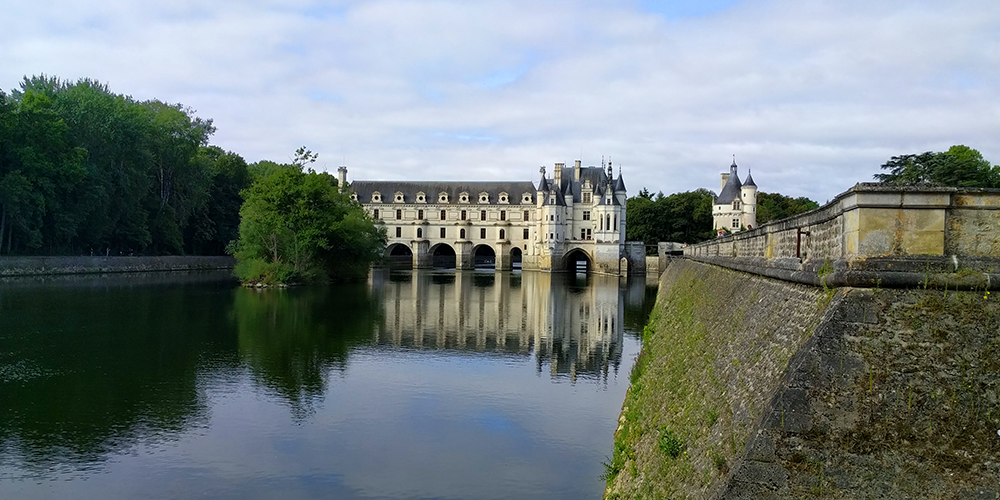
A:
[[574, 160, 581, 181], [554, 162, 564, 190], [720, 173, 729, 193], [337, 166, 348, 192]]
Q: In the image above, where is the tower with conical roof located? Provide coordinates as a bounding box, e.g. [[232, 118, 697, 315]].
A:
[[712, 158, 758, 234]]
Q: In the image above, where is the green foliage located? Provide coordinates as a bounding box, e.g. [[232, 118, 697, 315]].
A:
[[0, 74, 250, 256], [626, 189, 715, 244], [231, 159, 386, 284], [874, 145, 1000, 188], [658, 427, 686, 459], [756, 192, 820, 224]]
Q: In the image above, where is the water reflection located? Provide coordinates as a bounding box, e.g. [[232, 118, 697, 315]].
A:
[[371, 270, 638, 382], [233, 285, 379, 417], [0, 270, 656, 499]]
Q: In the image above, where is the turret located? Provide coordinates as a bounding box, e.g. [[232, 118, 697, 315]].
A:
[[741, 169, 758, 228], [337, 166, 348, 192]]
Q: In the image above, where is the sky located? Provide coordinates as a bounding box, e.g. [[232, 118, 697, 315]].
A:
[[2, 0, 998, 203]]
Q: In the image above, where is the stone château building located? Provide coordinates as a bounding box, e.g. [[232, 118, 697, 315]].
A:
[[339, 160, 632, 274], [712, 160, 757, 234]]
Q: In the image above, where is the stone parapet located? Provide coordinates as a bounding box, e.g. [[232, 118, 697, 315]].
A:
[[685, 184, 1000, 288]]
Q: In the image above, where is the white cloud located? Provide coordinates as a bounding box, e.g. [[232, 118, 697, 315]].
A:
[[2, 0, 998, 202]]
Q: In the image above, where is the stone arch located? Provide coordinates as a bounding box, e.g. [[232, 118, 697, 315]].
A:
[[472, 244, 497, 270], [563, 248, 592, 274], [429, 243, 457, 269], [510, 247, 523, 270], [385, 243, 413, 270]]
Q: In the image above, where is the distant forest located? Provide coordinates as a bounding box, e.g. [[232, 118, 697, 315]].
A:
[[0, 76, 251, 256], [626, 189, 819, 246]]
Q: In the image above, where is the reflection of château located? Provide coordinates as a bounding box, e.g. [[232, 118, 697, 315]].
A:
[[369, 270, 626, 381]]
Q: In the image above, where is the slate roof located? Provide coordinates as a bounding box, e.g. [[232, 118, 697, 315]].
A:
[[351, 181, 537, 205], [715, 162, 743, 204]]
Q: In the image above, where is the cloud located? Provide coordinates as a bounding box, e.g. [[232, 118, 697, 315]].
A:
[[1, 0, 998, 202]]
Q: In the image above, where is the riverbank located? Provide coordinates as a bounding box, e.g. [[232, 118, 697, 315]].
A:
[[605, 259, 999, 499], [0, 256, 235, 277]]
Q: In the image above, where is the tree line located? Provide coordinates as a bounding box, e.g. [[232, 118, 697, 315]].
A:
[[0, 75, 385, 283], [625, 188, 819, 246], [0, 75, 248, 256]]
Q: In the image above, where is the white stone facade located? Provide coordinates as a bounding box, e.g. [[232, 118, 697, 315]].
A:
[[712, 161, 757, 234], [342, 161, 629, 274]]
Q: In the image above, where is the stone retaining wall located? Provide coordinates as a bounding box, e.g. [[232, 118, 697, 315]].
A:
[[606, 259, 1000, 499], [0, 256, 235, 277]]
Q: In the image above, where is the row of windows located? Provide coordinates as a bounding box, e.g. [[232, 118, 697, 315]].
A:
[[374, 208, 530, 222], [393, 227, 531, 240], [368, 191, 533, 204]]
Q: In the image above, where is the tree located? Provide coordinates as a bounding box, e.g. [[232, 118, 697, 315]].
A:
[[231, 153, 386, 284], [756, 192, 819, 225], [874, 145, 1000, 188], [626, 189, 715, 245]]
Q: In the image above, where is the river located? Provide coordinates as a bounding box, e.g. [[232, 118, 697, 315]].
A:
[[0, 269, 656, 499]]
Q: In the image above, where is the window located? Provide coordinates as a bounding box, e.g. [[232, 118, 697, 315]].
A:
[[416, 228, 423, 238], [523, 228, 529, 239], [418, 209, 424, 220], [372, 192, 381, 202], [583, 211, 590, 220], [606, 214, 611, 229], [479, 193, 489, 203], [733, 218, 740, 229], [460, 228, 466, 239], [613, 215, 617, 228], [500, 210, 506, 221], [583, 192, 592, 203], [394, 192, 403, 202], [522, 193, 532, 203], [580, 229, 586, 240], [523, 210, 529, 221], [460, 193, 469, 203], [499, 229, 505, 239], [440, 227, 446, 238], [480, 210, 487, 221], [480, 228, 487, 239], [416, 193, 425, 202], [600, 218, 603, 230], [586, 228, 592, 240], [499, 193, 508, 203], [440, 209, 446, 220], [373, 209, 379, 219], [439, 192, 449, 203], [396, 209, 402, 220], [395, 227, 401, 238], [350, 193, 357, 201], [461, 210, 467, 220]]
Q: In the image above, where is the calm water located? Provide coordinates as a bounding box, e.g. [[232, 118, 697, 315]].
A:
[[0, 269, 656, 499]]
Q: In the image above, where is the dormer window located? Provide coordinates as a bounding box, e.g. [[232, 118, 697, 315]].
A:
[[478, 192, 489, 204], [350, 193, 358, 201], [582, 192, 592, 204], [394, 192, 404, 203], [522, 193, 532, 204], [498, 192, 509, 204], [459, 192, 469, 203], [732, 201, 740, 210], [372, 191, 382, 203], [416, 192, 426, 203], [438, 192, 449, 203]]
